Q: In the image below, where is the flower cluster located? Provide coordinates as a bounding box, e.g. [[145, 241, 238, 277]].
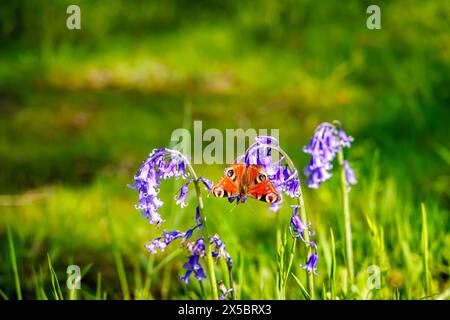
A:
[[129, 148, 211, 226], [145, 206, 232, 284], [289, 205, 319, 274], [303, 122, 357, 189]]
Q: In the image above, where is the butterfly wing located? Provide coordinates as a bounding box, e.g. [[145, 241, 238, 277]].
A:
[[211, 163, 246, 198], [245, 165, 281, 204]]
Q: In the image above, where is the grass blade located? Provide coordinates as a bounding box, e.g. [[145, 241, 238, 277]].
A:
[[47, 253, 64, 300], [96, 272, 102, 300], [113, 251, 130, 300], [292, 273, 311, 300], [153, 249, 182, 274], [421, 203, 431, 297], [7, 224, 22, 300], [104, 202, 130, 300], [329, 228, 336, 300], [0, 288, 9, 300]]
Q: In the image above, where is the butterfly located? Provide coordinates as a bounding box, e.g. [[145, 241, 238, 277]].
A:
[[211, 163, 280, 204]]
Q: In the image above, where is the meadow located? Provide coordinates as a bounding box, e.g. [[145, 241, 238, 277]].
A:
[[0, 0, 449, 300]]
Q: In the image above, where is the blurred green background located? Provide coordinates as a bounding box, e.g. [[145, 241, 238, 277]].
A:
[[0, 0, 449, 300]]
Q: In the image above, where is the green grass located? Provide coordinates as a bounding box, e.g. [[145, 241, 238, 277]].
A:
[[7, 225, 22, 300], [421, 203, 432, 298], [0, 0, 449, 300], [47, 253, 64, 300]]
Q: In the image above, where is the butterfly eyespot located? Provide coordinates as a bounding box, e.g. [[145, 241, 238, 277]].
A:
[[213, 187, 225, 198], [266, 193, 278, 204], [226, 169, 234, 177], [257, 173, 267, 183]]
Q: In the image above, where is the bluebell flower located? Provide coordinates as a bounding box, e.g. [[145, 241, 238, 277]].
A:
[[145, 238, 167, 254], [338, 127, 354, 148], [210, 234, 232, 265], [218, 280, 233, 300], [210, 235, 223, 249], [145, 230, 184, 254], [303, 163, 333, 189], [180, 254, 206, 284], [303, 122, 356, 189], [175, 179, 194, 208], [180, 237, 207, 284], [130, 148, 212, 226], [180, 235, 233, 284], [301, 253, 319, 274], [344, 160, 357, 188], [275, 165, 301, 198], [198, 177, 213, 191], [191, 237, 205, 255], [134, 148, 232, 291], [290, 205, 310, 242], [145, 209, 232, 285], [130, 148, 191, 225], [303, 123, 339, 189]]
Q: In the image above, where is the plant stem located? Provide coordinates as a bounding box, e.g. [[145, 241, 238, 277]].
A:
[[421, 203, 431, 297], [182, 155, 219, 300], [337, 148, 354, 284], [243, 143, 316, 299], [279, 149, 315, 300], [263, 145, 315, 300], [276, 224, 286, 299], [329, 228, 337, 300], [297, 197, 315, 299], [227, 263, 236, 300], [285, 237, 297, 295], [7, 225, 22, 300]]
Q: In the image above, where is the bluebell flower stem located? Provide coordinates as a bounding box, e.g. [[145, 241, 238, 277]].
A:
[[297, 198, 315, 299], [285, 237, 297, 295], [337, 148, 355, 283], [279, 150, 315, 300], [193, 178, 219, 300], [248, 143, 315, 299], [179, 154, 218, 300], [275, 212, 284, 299], [228, 264, 236, 300]]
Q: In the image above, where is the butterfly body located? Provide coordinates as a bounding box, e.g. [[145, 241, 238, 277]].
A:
[[212, 163, 280, 204]]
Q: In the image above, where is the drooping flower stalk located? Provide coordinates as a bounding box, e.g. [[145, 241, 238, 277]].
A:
[[242, 137, 316, 300], [278, 148, 316, 300], [333, 120, 356, 284], [129, 148, 189, 225], [303, 121, 357, 285], [226, 254, 235, 300], [131, 148, 225, 299], [337, 138, 355, 283], [184, 156, 219, 299]]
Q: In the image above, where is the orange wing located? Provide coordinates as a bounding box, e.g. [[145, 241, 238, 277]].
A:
[[245, 165, 281, 204], [211, 163, 246, 198]]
